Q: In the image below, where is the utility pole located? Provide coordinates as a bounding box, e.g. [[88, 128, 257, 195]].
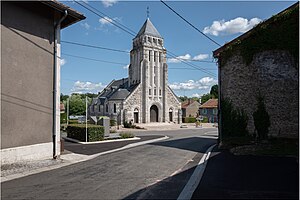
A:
[[67, 97, 69, 125], [85, 96, 88, 142]]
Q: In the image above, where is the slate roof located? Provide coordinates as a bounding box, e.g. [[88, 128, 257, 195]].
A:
[[96, 78, 139, 103], [135, 18, 162, 39], [200, 99, 218, 108]]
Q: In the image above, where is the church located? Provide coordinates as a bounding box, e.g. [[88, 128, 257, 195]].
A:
[[88, 18, 181, 124]]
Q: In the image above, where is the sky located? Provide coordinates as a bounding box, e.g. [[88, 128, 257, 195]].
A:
[[60, 0, 295, 97]]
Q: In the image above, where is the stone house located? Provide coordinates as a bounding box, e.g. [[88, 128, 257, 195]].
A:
[[199, 99, 218, 123], [89, 18, 181, 124], [213, 2, 298, 138], [181, 100, 201, 118], [1, 1, 85, 164]]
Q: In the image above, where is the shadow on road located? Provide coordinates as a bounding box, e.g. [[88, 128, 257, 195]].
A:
[[149, 137, 217, 153]]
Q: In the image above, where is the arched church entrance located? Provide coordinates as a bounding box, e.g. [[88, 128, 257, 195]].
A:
[[150, 105, 159, 122]]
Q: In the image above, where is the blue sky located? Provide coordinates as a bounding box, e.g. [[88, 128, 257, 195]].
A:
[[60, 0, 295, 97]]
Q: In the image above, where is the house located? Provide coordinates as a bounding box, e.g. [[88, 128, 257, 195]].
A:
[[213, 2, 298, 138], [181, 99, 201, 118], [199, 99, 218, 123], [60, 103, 65, 114], [1, 1, 85, 164], [88, 18, 181, 124]]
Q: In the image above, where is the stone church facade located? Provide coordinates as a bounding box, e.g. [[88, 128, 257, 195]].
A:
[[89, 18, 181, 124]]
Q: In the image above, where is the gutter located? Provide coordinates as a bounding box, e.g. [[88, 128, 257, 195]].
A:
[[53, 10, 68, 159]]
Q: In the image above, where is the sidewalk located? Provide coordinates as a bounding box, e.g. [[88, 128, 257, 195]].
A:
[[192, 147, 299, 199]]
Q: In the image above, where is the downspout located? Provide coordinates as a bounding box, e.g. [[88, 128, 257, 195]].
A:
[[217, 58, 222, 146], [53, 10, 68, 159]]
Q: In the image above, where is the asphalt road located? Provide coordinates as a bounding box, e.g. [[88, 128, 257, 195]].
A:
[[2, 128, 218, 199]]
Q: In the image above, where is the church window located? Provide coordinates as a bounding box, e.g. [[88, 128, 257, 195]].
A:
[[154, 51, 156, 62], [149, 89, 151, 95], [106, 104, 108, 113], [159, 52, 161, 62], [158, 39, 162, 46], [154, 88, 157, 95], [148, 37, 151, 43], [153, 38, 157, 44], [159, 89, 162, 96], [114, 103, 117, 113], [149, 50, 151, 61]]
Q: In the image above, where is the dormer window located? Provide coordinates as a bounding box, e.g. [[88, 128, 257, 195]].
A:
[[158, 39, 162, 46], [153, 38, 157, 44], [148, 37, 151, 43]]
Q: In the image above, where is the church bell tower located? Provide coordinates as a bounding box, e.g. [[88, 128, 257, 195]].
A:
[[129, 17, 168, 123]]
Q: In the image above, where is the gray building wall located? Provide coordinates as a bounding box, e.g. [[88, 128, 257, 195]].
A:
[[1, 2, 54, 149], [220, 50, 298, 136]]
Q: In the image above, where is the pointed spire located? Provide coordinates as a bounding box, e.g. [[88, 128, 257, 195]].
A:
[[147, 7, 150, 19], [135, 18, 162, 39]]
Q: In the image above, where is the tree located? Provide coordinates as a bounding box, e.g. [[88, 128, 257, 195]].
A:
[[69, 94, 86, 116], [201, 93, 212, 104], [60, 93, 69, 102], [178, 96, 188, 102], [210, 84, 218, 98]]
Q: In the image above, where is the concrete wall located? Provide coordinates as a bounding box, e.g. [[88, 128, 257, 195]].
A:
[[220, 50, 298, 137], [1, 3, 54, 150]]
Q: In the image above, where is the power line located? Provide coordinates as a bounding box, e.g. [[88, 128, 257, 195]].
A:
[[72, 0, 217, 77], [61, 41, 130, 54], [169, 67, 217, 71], [79, 0, 137, 36], [74, 0, 135, 37], [160, 0, 221, 47], [62, 53, 128, 66]]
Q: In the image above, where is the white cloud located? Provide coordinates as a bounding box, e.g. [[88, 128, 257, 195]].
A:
[[71, 81, 106, 94], [81, 22, 90, 30], [168, 54, 191, 63], [193, 54, 209, 61], [191, 93, 201, 98], [60, 59, 66, 66], [98, 16, 121, 26], [203, 17, 262, 36], [101, 0, 118, 7], [169, 77, 217, 90], [123, 64, 129, 69]]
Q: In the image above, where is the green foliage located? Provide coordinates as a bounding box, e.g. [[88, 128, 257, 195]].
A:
[[110, 119, 116, 126], [201, 93, 213, 104], [253, 93, 270, 140], [210, 84, 218, 98], [202, 116, 209, 123], [123, 121, 144, 129], [221, 98, 248, 138], [183, 117, 197, 123], [66, 124, 104, 142], [120, 132, 135, 139], [60, 112, 67, 124], [69, 94, 86, 116], [68, 119, 78, 124], [219, 4, 299, 66], [60, 93, 69, 102]]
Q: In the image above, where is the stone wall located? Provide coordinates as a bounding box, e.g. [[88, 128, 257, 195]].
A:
[[123, 84, 142, 123], [166, 87, 181, 123], [220, 50, 298, 137]]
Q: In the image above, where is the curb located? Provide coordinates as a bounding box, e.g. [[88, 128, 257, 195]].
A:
[[62, 136, 141, 144], [177, 143, 216, 200], [1, 136, 169, 183]]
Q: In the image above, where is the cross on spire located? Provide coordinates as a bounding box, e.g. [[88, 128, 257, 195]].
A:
[[147, 6, 149, 18]]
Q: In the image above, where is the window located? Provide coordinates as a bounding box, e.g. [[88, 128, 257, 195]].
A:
[[94, 105, 97, 112], [154, 88, 157, 95], [148, 37, 151, 43], [213, 108, 218, 115], [99, 105, 101, 112], [159, 89, 162, 96], [106, 104, 108, 112], [202, 108, 207, 114], [114, 103, 117, 113], [153, 38, 157, 44], [149, 50, 151, 61], [154, 51, 156, 62], [149, 89, 151, 95], [159, 52, 161, 62]]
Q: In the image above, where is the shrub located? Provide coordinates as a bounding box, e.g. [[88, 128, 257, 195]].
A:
[[221, 98, 248, 138], [120, 132, 135, 139], [66, 124, 104, 142], [60, 113, 67, 124], [110, 119, 116, 126], [68, 119, 78, 124], [183, 117, 197, 123], [123, 121, 135, 128], [202, 117, 209, 123], [253, 93, 270, 140]]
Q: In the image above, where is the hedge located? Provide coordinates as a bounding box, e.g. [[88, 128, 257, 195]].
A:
[[183, 117, 197, 123], [66, 124, 104, 142]]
